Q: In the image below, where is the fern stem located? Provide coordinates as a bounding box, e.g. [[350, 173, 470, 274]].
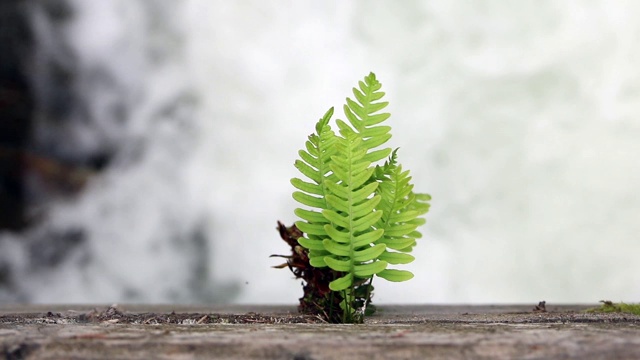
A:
[[365, 277, 374, 311]]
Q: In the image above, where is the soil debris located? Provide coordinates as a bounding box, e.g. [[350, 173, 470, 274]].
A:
[[533, 301, 547, 312], [0, 305, 322, 326]]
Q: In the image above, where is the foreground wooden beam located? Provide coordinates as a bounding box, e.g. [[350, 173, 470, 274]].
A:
[[1, 304, 639, 359]]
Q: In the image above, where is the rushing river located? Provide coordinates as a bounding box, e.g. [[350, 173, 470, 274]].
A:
[[1, 0, 638, 304]]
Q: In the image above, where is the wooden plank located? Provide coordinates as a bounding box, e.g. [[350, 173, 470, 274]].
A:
[[1, 304, 639, 359]]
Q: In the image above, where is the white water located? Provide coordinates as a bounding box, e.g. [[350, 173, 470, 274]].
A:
[[3, 0, 639, 304]]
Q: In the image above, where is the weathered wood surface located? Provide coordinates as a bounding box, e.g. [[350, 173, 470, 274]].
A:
[[1, 304, 639, 359]]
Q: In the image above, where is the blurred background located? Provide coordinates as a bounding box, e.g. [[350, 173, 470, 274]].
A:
[[0, 0, 638, 305]]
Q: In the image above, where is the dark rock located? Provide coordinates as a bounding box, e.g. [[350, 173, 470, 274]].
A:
[[0, 0, 34, 230]]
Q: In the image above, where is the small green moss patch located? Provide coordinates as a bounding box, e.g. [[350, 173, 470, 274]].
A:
[[586, 301, 640, 316]]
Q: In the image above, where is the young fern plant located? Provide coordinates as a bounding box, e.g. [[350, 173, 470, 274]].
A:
[[284, 72, 430, 323]]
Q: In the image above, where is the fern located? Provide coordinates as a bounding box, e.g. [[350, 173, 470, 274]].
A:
[[290, 72, 430, 323], [291, 108, 337, 265], [374, 149, 431, 282]]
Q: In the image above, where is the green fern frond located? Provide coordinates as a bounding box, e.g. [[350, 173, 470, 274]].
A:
[[321, 129, 389, 292], [371, 150, 428, 281], [291, 107, 338, 265], [289, 72, 431, 323], [336, 72, 393, 163]]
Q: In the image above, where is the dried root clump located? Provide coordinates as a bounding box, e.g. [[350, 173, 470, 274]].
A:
[[271, 221, 343, 323]]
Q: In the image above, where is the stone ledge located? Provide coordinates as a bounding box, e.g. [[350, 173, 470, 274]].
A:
[[1, 304, 639, 359]]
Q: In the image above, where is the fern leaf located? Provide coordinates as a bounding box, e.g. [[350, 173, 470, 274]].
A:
[[384, 223, 419, 237], [354, 261, 387, 277], [390, 210, 422, 223], [293, 160, 322, 184], [291, 178, 324, 195], [329, 274, 354, 291], [309, 256, 327, 268], [377, 269, 414, 282], [324, 257, 351, 272], [361, 125, 392, 138], [321, 210, 350, 229], [308, 250, 330, 268], [380, 237, 416, 251], [325, 194, 349, 213], [308, 249, 330, 260], [351, 195, 382, 218], [352, 210, 383, 232], [295, 222, 327, 236], [324, 181, 350, 199], [322, 239, 351, 257], [352, 229, 385, 247], [323, 223, 350, 243], [379, 251, 415, 264], [351, 182, 379, 202], [304, 141, 318, 156], [293, 208, 326, 223], [297, 237, 325, 251], [292, 192, 324, 209], [352, 243, 386, 262]]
